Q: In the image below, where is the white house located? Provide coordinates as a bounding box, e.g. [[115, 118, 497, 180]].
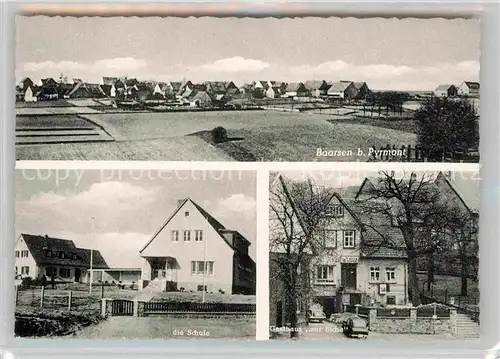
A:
[[139, 198, 256, 295], [15, 234, 108, 283], [24, 86, 37, 102], [434, 84, 457, 97], [327, 81, 359, 100], [457, 81, 480, 97]]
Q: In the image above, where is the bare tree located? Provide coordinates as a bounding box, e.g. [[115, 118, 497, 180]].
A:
[[269, 175, 335, 338], [354, 171, 453, 306]]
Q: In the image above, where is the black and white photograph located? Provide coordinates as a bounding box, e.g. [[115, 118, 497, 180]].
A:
[[15, 16, 479, 162], [269, 169, 479, 341], [14, 169, 256, 339]]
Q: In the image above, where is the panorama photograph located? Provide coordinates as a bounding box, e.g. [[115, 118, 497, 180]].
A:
[[15, 16, 479, 162]]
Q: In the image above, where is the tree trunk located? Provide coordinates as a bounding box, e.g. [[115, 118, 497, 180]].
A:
[[285, 284, 299, 338], [408, 253, 421, 306], [460, 255, 468, 297], [427, 253, 435, 291]]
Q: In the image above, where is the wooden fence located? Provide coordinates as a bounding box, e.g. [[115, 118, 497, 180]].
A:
[[144, 301, 256, 314], [16, 286, 102, 312], [367, 144, 479, 163]]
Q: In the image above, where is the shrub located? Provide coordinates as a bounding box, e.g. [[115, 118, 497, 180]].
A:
[[211, 126, 228, 144], [20, 277, 33, 289]]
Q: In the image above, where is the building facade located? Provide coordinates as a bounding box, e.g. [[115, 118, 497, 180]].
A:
[[15, 234, 108, 283], [139, 198, 256, 295]]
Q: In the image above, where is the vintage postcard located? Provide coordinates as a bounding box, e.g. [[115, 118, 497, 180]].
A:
[[269, 169, 479, 341], [15, 16, 479, 162], [14, 169, 256, 339]]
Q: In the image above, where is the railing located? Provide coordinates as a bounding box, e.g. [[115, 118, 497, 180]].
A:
[[367, 144, 479, 163], [420, 294, 479, 323], [376, 308, 411, 318], [144, 301, 256, 314]]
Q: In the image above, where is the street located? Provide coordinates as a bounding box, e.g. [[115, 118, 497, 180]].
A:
[[278, 321, 462, 341]]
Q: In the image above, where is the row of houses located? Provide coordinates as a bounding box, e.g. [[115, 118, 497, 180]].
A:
[[434, 81, 480, 98], [269, 171, 478, 327], [15, 198, 257, 295], [15, 75, 371, 104]]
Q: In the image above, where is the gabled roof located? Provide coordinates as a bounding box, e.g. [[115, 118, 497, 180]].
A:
[[327, 81, 352, 93], [102, 77, 118, 86], [305, 80, 328, 90], [436, 172, 479, 213], [286, 82, 305, 92], [191, 91, 212, 102], [139, 198, 250, 253], [19, 233, 108, 269], [353, 82, 368, 90], [463, 81, 480, 90], [435, 84, 456, 91], [204, 81, 227, 93]]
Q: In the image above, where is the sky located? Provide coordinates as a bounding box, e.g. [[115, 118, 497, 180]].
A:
[[276, 169, 480, 190], [15, 169, 257, 268], [16, 16, 480, 91]]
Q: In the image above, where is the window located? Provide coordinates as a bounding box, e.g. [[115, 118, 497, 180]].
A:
[[57, 251, 65, 259], [323, 230, 337, 248], [386, 296, 396, 305], [15, 250, 19, 258], [21, 266, 29, 275], [369, 267, 380, 282], [316, 265, 335, 284], [46, 267, 56, 276], [15, 266, 18, 275], [59, 268, 70, 278], [183, 230, 191, 242], [296, 298, 303, 314], [191, 261, 215, 275], [185, 211, 190, 217], [20, 250, 29, 258], [385, 268, 396, 283], [171, 230, 179, 242], [343, 231, 355, 248], [71, 253, 77, 260], [326, 204, 344, 217], [195, 230, 203, 242], [44, 249, 52, 257]]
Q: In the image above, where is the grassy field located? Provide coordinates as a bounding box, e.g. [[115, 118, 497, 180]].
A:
[[16, 136, 233, 161], [72, 316, 255, 339], [16, 285, 140, 314], [152, 291, 256, 304], [15, 100, 73, 108], [217, 122, 417, 162], [16, 115, 96, 129], [329, 116, 417, 134], [16, 109, 417, 161]]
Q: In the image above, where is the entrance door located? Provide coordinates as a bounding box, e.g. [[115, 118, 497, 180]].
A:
[[276, 301, 283, 327], [341, 264, 357, 289], [74, 268, 81, 282]]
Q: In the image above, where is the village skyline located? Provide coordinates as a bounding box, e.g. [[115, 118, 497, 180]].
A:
[[16, 17, 480, 91]]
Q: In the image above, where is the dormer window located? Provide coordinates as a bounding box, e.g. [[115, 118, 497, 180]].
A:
[[326, 204, 344, 217], [45, 249, 53, 257], [57, 251, 65, 259]]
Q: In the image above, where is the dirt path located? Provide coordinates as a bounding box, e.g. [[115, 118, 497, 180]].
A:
[[70, 316, 255, 340]]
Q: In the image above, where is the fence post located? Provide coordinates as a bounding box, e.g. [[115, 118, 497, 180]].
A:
[[40, 286, 45, 308], [68, 290, 72, 311], [133, 299, 139, 317], [101, 298, 107, 317]]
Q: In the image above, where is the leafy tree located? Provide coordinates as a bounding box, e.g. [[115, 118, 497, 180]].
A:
[[355, 171, 455, 306], [269, 175, 335, 338], [415, 97, 479, 160]]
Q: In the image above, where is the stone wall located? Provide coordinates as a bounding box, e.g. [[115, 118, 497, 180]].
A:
[[366, 307, 456, 335]]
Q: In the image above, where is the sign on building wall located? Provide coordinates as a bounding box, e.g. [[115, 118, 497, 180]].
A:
[[340, 257, 359, 263]]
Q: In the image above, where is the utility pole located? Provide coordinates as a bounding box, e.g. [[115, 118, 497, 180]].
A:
[[202, 226, 207, 304], [89, 217, 95, 295]]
